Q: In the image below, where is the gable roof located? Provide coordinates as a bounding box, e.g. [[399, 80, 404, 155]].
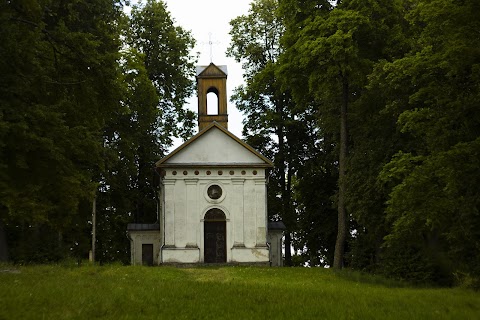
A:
[[156, 122, 273, 168], [196, 63, 228, 78]]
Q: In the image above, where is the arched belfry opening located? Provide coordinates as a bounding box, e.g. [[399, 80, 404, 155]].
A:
[[206, 87, 219, 115], [196, 63, 228, 130]]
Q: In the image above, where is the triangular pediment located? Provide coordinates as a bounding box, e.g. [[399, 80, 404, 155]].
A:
[[156, 123, 272, 168], [196, 63, 227, 78]]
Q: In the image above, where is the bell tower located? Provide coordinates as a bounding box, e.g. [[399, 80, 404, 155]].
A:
[[196, 63, 228, 131]]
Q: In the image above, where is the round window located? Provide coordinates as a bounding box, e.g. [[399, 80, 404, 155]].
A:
[[207, 184, 222, 200]]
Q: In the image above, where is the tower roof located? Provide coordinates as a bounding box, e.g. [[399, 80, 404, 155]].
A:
[[196, 63, 228, 77]]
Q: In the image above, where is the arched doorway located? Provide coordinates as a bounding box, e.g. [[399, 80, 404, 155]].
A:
[[204, 208, 226, 263]]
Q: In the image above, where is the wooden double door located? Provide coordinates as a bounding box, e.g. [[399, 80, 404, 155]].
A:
[[204, 209, 226, 263]]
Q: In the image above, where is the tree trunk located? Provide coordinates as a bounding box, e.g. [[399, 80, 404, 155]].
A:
[[0, 220, 8, 262], [333, 78, 349, 269], [91, 194, 96, 263], [276, 103, 292, 266], [284, 232, 292, 266], [284, 165, 294, 266]]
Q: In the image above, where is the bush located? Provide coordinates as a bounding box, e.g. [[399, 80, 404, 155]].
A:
[[379, 245, 454, 286]]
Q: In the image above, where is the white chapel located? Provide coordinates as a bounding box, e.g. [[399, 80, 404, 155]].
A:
[[127, 63, 284, 265]]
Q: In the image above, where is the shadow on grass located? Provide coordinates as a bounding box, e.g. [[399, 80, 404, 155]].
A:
[[332, 268, 414, 289]]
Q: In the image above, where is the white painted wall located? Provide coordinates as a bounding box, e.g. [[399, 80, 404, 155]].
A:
[[165, 128, 265, 164], [160, 167, 269, 264], [128, 231, 161, 266], [267, 230, 284, 267]]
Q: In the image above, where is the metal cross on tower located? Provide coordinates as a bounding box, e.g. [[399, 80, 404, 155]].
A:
[[201, 32, 221, 63]]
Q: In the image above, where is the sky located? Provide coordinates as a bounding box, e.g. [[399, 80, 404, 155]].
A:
[[161, 0, 253, 145]]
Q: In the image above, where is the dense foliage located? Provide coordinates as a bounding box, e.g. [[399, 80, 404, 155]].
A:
[[229, 0, 480, 285], [1, 0, 478, 287], [0, 0, 196, 264]]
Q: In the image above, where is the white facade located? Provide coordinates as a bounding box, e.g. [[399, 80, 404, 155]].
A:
[[156, 123, 273, 264]]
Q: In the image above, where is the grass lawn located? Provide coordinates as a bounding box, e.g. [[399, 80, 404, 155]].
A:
[[1, 264, 479, 319]]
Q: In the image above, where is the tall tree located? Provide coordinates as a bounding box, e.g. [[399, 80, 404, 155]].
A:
[[372, 0, 480, 284], [228, 0, 302, 265], [93, 1, 197, 263], [331, 0, 412, 271], [0, 0, 123, 262], [0, 0, 197, 263], [279, 0, 412, 268], [280, 3, 369, 269], [290, 128, 338, 267], [128, 0, 196, 143], [276, 0, 338, 267]]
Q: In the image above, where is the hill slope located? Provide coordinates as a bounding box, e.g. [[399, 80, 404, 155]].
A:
[[1, 265, 479, 319]]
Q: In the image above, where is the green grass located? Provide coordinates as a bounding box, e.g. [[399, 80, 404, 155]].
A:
[[1, 264, 479, 319]]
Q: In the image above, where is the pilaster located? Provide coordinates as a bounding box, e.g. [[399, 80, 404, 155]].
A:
[[232, 178, 245, 246], [175, 180, 186, 247], [163, 179, 176, 246], [185, 179, 199, 247], [255, 178, 267, 247]]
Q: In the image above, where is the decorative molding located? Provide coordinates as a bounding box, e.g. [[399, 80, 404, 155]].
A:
[[231, 178, 245, 185], [254, 179, 266, 185], [158, 163, 272, 168], [200, 204, 231, 221], [204, 181, 226, 203], [162, 247, 199, 251], [163, 180, 176, 186], [185, 179, 199, 185]]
